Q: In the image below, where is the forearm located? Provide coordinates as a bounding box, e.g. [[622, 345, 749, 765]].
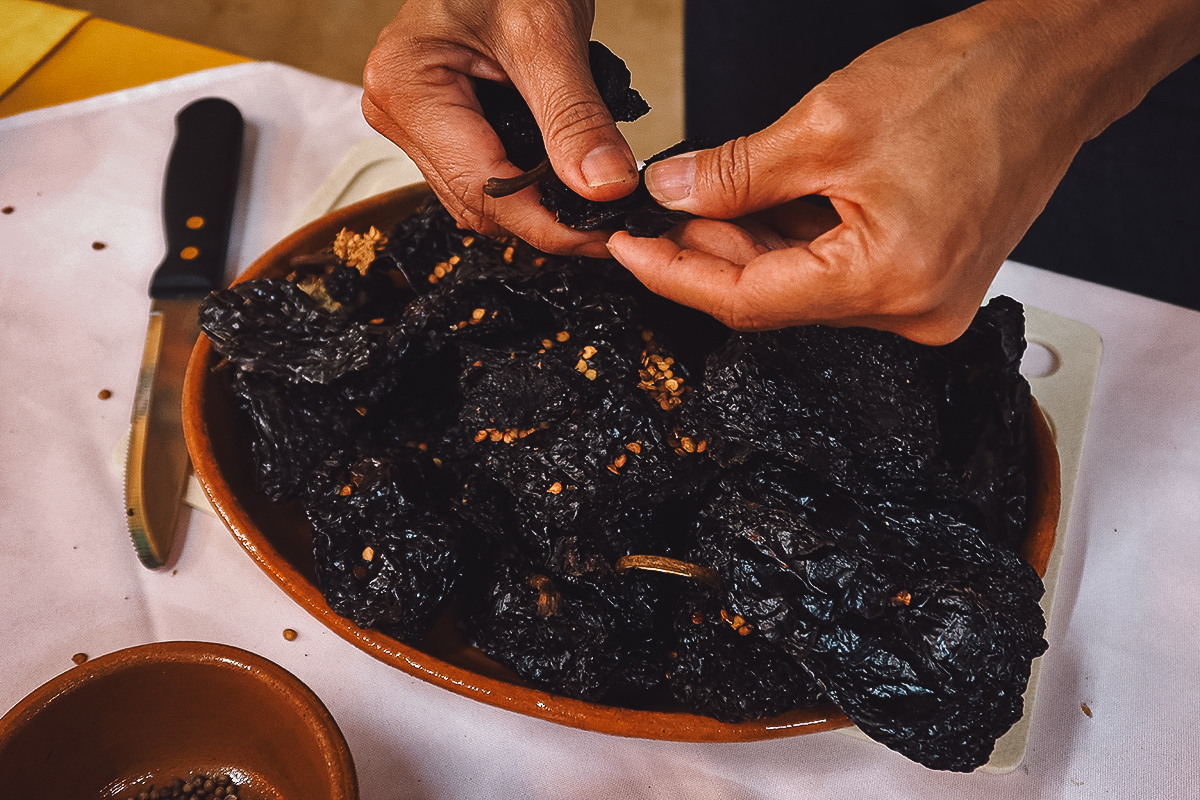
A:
[[964, 0, 1200, 142]]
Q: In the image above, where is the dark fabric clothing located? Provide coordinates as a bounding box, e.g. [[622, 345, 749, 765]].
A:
[[684, 0, 1200, 311]]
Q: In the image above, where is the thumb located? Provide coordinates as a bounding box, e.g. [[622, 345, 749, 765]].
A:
[[643, 129, 807, 219], [508, 44, 640, 202]]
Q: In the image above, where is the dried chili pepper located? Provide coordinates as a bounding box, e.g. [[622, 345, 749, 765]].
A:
[[199, 188, 1046, 772]]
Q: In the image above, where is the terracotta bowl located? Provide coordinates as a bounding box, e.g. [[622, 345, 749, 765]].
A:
[[0, 641, 358, 799], [182, 184, 1062, 743]]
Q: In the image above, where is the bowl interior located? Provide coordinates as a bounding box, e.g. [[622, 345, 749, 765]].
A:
[[183, 184, 1062, 743], [0, 642, 357, 800]]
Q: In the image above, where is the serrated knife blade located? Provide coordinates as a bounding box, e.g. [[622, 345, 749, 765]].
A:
[[125, 97, 243, 569]]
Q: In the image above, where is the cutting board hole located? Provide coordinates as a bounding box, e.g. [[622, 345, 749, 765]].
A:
[[1022, 340, 1060, 378]]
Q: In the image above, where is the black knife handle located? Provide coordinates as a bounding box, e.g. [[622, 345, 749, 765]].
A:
[[151, 97, 244, 299]]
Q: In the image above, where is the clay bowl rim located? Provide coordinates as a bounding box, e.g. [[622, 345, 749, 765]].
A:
[[182, 183, 1062, 743], [0, 640, 358, 798]]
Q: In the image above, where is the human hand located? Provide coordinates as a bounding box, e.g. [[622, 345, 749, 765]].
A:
[[608, 1, 1200, 344], [362, 0, 640, 257]]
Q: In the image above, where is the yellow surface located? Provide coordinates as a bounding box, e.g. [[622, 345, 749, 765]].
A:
[[0, 2, 249, 118], [0, 0, 90, 97]]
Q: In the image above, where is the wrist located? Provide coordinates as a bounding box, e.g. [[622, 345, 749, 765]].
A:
[[966, 0, 1200, 141]]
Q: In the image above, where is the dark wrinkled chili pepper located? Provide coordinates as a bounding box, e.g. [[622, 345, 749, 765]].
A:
[[197, 43, 1047, 773], [476, 41, 700, 237]]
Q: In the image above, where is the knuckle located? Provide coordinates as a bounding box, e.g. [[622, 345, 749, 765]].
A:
[[883, 266, 944, 318], [498, 2, 552, 41], [711, 276, 765, 333], [361, 51, 389, 98], [497, 2, 588, 47], [705, 138, 756, 209], [709, 293, 742, 330], [360, 93, 394, 136], [720, 305, 757, 332], [540, 94, 614, 145], [795, 83, 861, 144], [892, 306, 976, 346], [858, 255, 979, 345]]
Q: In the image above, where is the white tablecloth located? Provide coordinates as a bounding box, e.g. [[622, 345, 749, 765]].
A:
[[2, 62, 1198, 800]]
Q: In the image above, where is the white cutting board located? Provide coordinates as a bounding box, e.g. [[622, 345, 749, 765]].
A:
[[191, 135, 1103, 773]]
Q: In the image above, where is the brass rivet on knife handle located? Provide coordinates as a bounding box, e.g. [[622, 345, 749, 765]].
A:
[[615, 555, 721, 588]]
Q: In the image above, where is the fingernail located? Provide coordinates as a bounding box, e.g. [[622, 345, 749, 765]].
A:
[[581, 145, 637, 188], [644, 155, 695, 205]]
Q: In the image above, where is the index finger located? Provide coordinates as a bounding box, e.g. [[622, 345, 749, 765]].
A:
[[608, 222, 872, 331], [364, 77, 611, 257]]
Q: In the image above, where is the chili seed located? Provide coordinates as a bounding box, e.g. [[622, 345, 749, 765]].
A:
[[124, 773, 240, 800]]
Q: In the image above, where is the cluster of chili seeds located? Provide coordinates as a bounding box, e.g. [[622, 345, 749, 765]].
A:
[[123, 773, 240, 800]]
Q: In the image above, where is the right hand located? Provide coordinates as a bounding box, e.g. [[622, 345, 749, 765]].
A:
[[609, 0, 1200, 344], [362, 0, 640, 257]]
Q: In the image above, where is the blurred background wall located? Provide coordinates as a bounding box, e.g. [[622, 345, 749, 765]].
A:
[[58, 0, 683, 159]]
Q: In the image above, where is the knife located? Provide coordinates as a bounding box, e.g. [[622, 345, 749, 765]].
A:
[[125, 97, 244, 569]]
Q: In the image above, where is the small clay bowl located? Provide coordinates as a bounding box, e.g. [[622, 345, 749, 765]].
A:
[[182, 184, 1062, 743], [0, 641, 357, 799]]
